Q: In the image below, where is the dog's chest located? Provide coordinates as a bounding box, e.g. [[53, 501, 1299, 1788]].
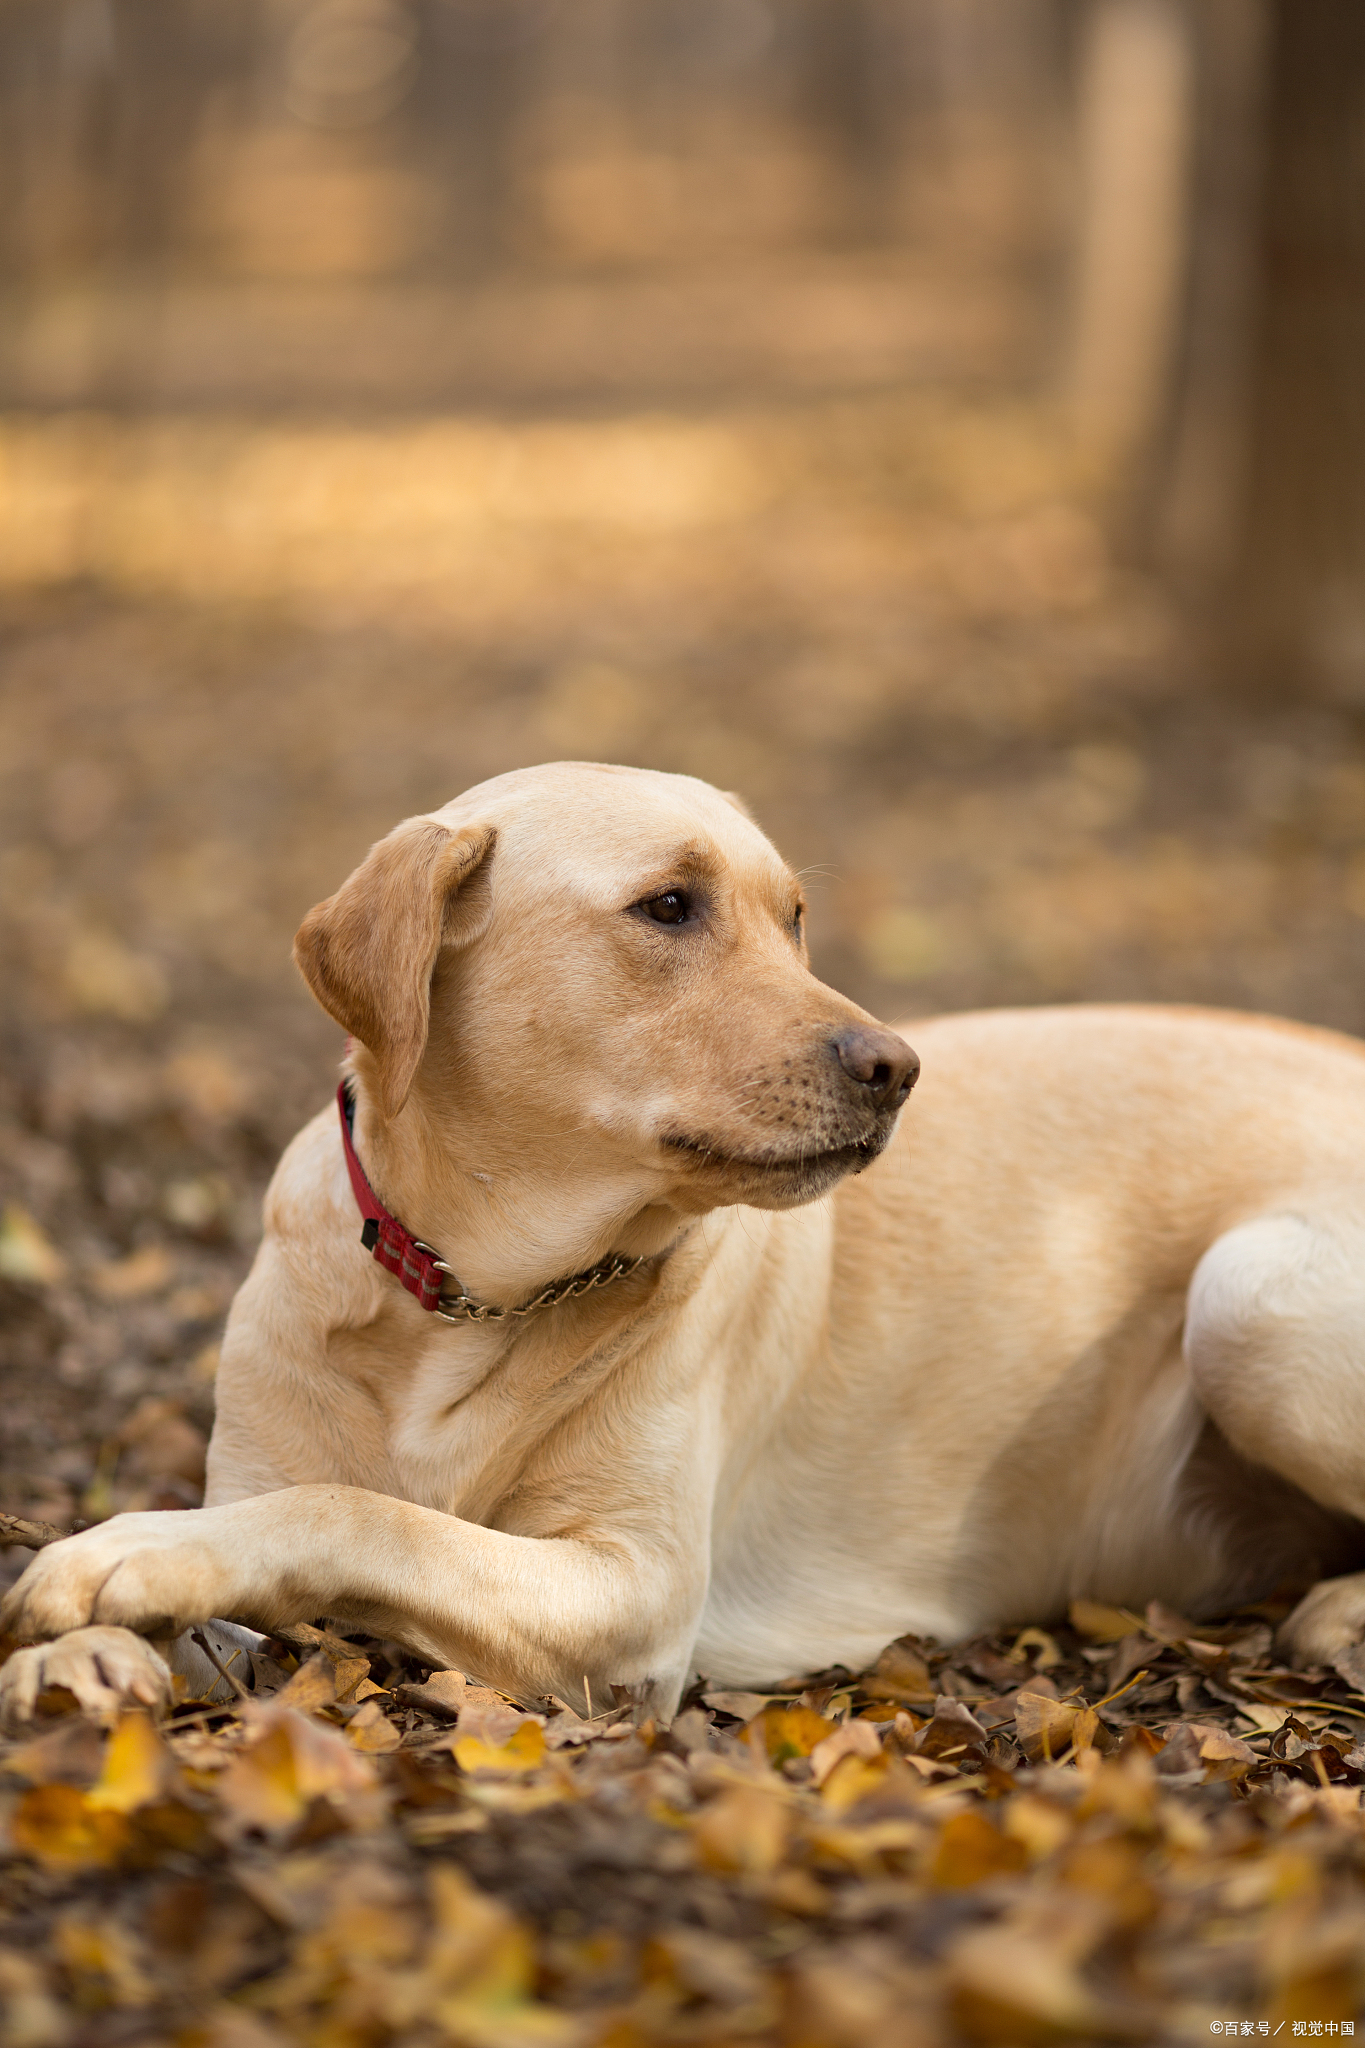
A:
[[368, 1330, 519, 1515], [373, 1311, 641, 1525]]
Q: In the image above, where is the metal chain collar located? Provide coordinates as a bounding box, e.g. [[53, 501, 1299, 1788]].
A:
[[428, 1249, 647, 1324]]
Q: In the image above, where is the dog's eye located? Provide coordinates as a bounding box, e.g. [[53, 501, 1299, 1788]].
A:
[[793, 903, 805, 937], [642, 891, 691, 926]]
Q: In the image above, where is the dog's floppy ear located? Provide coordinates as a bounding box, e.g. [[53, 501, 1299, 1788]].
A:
[[294, 816, 495, 1118]]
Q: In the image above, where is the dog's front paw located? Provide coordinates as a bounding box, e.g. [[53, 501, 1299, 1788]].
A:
[[0, 1625, 172, 1732], [1279, 1571, 1365, 1679], [0, 1512, 231, 1644]]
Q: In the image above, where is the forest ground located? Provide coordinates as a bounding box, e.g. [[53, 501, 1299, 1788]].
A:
[[3, 375, 1365, 2043]]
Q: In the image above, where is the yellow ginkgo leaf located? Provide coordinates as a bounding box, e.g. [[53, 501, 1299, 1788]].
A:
[[1008, 1626, 1063, 1670], [423, 1863, 536, 2007], [10, 1784, 129, 1869], [453, 1719, 546, 1776], [1069, 1598, 1144, 1643], [0, 1205, 66, 1287], [693, 1786, 790, 1874], [748, 1703, 835, 1763], [213, 1708, 376, 1834], [818, 1751, 892, 1815], [86, 1712, 179, 1815], [215, 1722, 304, 1832], [272, 1653, 338, 1715], [1009, 1696, 1117, 1765], [932, 1810, 1028, 1889]]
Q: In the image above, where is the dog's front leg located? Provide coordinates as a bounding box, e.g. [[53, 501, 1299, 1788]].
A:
[[0, 1485, 705, 1718]]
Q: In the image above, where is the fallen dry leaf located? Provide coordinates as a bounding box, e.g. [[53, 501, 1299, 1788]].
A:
[[808, 1715, 882, 1786], [1, 1716, 105, 1787], [91, 1243, 174, 1300], [84, 1711, 182, 1813], [1175, 1719, 1260, 1782], [214, 1708, 377, 1835], [9, 1784, 130, 1869], [0, 1204, 66, 1286], [932, 1809, 1029, 1888], [701, 1689, 780, 1720], [453, 1718, 547, 1777], [346, 1698, 402, 1753], [1008, 1626, 1064, 1670], [271, 1653, 338, 1716], [1013, 1690, 1117, 1764], [694, 1784, 791, 1874], [1068, 1597, 1144, 1642], [116, 1396, 207, 1486], [394, 1668, 471, 1720], [948, 1914, 1141, 2044], [748, 1702, 836, 1764], [917, 1694, 990, 1761], [860, 1638, 938, 1705]]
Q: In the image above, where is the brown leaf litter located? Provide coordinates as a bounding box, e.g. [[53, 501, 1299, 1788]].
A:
[[4, 1592, 1365, 2043]]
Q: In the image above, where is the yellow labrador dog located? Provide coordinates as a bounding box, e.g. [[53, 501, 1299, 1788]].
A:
[[5, 761, 1365, 1726]]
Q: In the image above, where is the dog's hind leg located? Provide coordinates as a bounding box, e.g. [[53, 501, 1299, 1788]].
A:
[[1184, 1206, 1365, 1664]]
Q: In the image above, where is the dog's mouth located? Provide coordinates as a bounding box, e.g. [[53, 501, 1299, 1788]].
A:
[[661, 1124, 892, 1197]]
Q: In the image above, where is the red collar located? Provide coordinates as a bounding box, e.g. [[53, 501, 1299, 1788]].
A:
[[337, 1081, 648, 1322], [338, 1081, 450, 1313]]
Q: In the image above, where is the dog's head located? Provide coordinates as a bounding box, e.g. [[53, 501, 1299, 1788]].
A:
[[295, 765, 917, 1283]]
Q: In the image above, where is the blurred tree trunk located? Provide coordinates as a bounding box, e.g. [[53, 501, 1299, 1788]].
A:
[[1065, 0, 1196, 488], [1228, 2, 1365, 695], [1150, 2, 1365, 697], [1150, 0, 1267, 583], [795, 0, 902, 243]]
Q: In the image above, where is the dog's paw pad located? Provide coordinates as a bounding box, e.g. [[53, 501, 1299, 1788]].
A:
[[0, 1625, 173, 1733]]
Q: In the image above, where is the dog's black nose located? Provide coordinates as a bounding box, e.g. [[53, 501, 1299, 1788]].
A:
[[831, 1026, 920, 1109]]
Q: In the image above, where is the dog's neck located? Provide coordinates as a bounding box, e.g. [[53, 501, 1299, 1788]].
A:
[[343, 1062, 688, 1313]]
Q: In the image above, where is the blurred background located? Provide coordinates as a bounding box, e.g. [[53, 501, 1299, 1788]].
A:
[[2, 0, 1365, 1531]]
